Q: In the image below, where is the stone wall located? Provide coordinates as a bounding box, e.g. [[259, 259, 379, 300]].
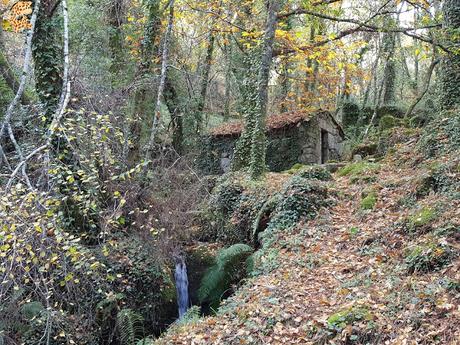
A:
[[200, 112, 343, 175]]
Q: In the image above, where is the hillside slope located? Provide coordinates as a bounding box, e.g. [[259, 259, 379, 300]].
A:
[[157, 126, 460, 344]]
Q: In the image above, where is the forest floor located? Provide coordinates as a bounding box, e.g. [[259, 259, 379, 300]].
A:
[[156, 132, 460, 345]]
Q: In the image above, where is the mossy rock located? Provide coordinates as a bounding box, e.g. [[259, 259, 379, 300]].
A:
[[285, 163, 305, 174], [379, 115, 402, 132], [337, 162, 380, 185], [419, 109, 460, 156], [415, 162, 460, 198], [351, 142, 378, 158]]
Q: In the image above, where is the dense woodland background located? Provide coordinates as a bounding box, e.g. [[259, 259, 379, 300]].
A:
[[0, 0, 459, 344]]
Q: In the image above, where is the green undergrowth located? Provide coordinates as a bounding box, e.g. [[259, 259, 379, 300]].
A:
[[285, 164, 332, 181], [195, 172, 333, 307], [405, 206, 437, 234], [405, 240, 456, 274], [198, 244, 253, 310], [419, 109, 460, 157], [360, 189, 378, 210], [337, 161, 380, 184]]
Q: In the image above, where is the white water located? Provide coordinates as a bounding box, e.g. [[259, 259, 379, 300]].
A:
[[174, 257, 189, 318]]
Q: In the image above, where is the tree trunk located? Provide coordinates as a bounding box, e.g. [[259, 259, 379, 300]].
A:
[[440, 0, 460, 110], [382, 32, 396, 105], [32, 0, 63, 122], [195, 31, 215, 134], [405, 57, 439, 118], [107, 0, 125, 78], [0, 25, 31, 105], [144, 0, 175, 162], [249, 0, 280, 179], [127, 0, 161, 166], [164, 74, 183, 154]]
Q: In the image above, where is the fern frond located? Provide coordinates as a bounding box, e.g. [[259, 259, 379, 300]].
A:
[[116, 308, 144, 345], [198, 244, 253, 308]]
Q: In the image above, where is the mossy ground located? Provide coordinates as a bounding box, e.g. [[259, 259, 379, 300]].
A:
[[156, 125, 460, 345]]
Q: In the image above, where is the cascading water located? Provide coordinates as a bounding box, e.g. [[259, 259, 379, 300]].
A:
[[174, 256, 190, 318]]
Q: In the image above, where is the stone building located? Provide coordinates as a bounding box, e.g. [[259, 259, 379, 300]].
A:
[[200, 110, 345, 174]]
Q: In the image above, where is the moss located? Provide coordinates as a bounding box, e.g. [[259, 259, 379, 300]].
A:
[[360, 191, 377, 210], [378, 115, 402, 132], [408, 207, 437, 229], [337, 161, 380, 177], [327, 306, 373, 331], [285, 163, 305, 174], [351, 142, 378, 158]]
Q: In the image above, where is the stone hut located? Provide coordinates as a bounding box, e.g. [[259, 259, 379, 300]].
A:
[[200, 110, 345, 174]]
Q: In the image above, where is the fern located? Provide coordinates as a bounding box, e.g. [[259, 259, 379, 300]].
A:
[[136, 337, 154, 345], [174, 305, 201, 327], [116, 308, 144, 345], [198, 244, 253, 309]]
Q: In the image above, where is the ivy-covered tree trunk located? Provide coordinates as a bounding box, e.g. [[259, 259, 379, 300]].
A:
[[195, 31, 215, 134], [32, 0, 63, 123], [164, 74, 183, 154], [440, 0, 460, 110], [382, 30, 396, 105], [128, 0, 161, 165], [232, 50, 259, 171], [107, 0, 126, 83], [249, 0, 280, 179]]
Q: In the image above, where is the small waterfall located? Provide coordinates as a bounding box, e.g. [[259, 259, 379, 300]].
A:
[[174, 256, 189, 319]]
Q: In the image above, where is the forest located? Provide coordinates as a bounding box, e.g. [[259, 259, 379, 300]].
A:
[[0, 0, 459, 344]]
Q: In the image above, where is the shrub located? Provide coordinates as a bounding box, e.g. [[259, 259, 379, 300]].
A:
[[210, 178, 244, 216], [268, 176, 329, 232]]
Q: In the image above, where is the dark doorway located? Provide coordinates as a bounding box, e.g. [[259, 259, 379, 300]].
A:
[[321, 129, 329, 164]]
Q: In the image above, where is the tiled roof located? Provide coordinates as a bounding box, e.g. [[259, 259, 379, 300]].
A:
[[209, 110, 330, 137]]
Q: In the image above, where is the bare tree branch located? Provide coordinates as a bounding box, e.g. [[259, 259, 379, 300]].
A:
[[0, 0, 41, 142]]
